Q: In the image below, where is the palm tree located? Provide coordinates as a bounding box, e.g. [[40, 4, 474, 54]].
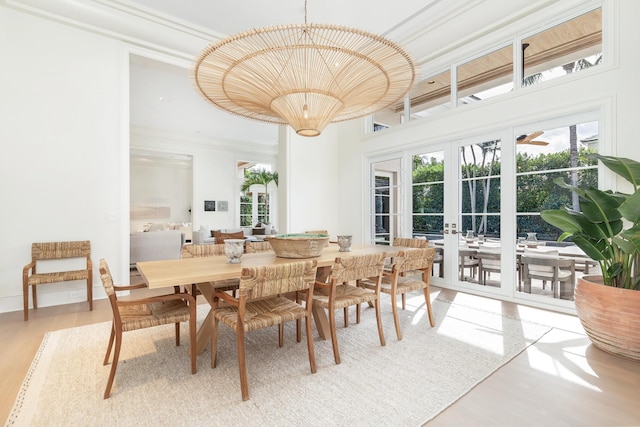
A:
[[563, 55, 602, 210], [241, 169, 278, 224]]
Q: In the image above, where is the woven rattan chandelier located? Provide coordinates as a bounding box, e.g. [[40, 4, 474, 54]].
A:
[[192, 1, 417, 137]]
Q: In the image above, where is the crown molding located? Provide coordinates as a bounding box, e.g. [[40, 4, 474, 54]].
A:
[[3, 0, 222, 59]]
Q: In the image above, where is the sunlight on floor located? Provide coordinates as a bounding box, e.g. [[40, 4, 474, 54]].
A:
[[524, 334, 603, 392]]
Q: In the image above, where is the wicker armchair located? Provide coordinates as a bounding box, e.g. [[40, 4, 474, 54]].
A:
[[210, 260, 318, 401], [361, 248, 436, 340], [99, 259, 196, 399], [313, 253, 387, 364], [22, 241, 92, 321]]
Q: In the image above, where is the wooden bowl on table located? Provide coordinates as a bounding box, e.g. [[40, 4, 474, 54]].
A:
[[268, 233, 330, 258]]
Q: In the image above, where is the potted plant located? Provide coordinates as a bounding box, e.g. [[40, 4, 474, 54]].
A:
[[541, 154, 640, 360]]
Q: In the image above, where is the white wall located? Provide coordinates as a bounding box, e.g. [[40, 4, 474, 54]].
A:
[[0, 6, 278, 314], [0, 7, 125, 312], [280, 126, 341, 239], [131, 127, 277, 233], [130, 159, 192, 232]]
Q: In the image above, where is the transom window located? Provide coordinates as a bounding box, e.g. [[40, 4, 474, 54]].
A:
[[372, 6, 602, 132]]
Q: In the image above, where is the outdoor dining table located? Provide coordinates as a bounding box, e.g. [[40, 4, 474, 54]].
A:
[[136, 243, 399, 354]]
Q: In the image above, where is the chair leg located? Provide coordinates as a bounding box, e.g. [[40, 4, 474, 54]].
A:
[[211, 318, 219, 368], [189, 306, 197, 374], [423, 286, 435, 327], [401, 293, 406, 310], [104, 323, 116, 365], [343, 307, 348, 327], [391, 292, 402, 340], [278, 323, 284, 347], [295, 292, 302, 342], [236, 327, 249, 401], [175, 323, 181, 346], [329, 308, 341, 364], [356, 303, 361, 324], [305, 316, 317, 374], [87, 277, 93, 311], [374, 299, 386, 347], [104, 330, 122, 399], [23, 283, 29, 321], [32, 285, 38, 310]]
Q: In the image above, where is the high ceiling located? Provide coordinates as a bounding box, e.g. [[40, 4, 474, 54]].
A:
[[128, 0, 434, 39], [7, 0, 560, 145]]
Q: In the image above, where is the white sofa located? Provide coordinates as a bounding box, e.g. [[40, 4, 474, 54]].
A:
[[192, 227, 256, 244], [130, 230, 184, 265]]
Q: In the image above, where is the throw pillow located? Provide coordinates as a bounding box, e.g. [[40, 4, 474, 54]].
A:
[[214, 230, 245, 243]]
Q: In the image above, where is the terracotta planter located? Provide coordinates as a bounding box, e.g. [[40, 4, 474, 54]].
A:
[[575, 276, 640, 361]]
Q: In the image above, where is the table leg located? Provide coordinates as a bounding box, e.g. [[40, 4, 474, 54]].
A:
[[312, 266, 332, 340], [195, 309, 212, 354], [312, 301, 330, 340], [195, 282, 216, 355]]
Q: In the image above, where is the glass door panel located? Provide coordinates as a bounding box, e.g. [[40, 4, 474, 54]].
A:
[[515, 120, 599, 301], [459, 139, 503, 288], [371, 159, 402, 245], [412, 151, 445, 279]]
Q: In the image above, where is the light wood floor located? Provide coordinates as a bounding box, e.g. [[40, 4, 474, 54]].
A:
[[2, 286, 639, 426]]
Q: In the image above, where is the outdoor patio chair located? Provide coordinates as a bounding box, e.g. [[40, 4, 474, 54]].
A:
[[521, 253, 576, 299], [476, 246, 501, 286]]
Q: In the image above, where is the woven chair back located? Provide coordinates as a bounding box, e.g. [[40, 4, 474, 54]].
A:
[[99, 259, 115, 297], [185, 244, 226, 257], [392, 237, 428, 248], [245, 241, 273, 253], [395, 248, 436, 274], [32, 240, 91, 260], [239, 260, 317, 299], [329, 253, 386, 284]]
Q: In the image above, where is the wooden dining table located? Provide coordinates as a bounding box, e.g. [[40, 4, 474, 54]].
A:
[[136, 243, 398, 354]]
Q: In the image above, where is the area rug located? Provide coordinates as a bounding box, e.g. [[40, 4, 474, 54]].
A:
[[6, 296, 552, 427]]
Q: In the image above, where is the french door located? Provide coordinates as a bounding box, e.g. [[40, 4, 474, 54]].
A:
[[411, 136, 510, 292]]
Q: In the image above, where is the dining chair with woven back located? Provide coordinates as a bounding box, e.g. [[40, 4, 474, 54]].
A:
[[182, 243, 239, 297], [390, 237, 433, 307], [210, 260, 319, 401], [99, 259, 197, 399], [244, 240, 273, 253], [393, 237, 428, 248], [360, 247, 436, 340], [313, 252, 387, 364]]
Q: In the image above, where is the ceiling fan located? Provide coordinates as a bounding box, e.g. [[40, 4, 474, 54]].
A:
[[516, 131, 549, 146]]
